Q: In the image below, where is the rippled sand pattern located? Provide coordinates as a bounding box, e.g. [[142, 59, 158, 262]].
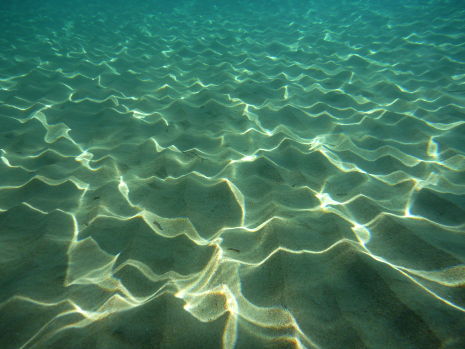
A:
[[1, 1, 465, 348]]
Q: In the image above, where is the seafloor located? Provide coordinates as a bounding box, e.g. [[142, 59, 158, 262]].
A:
[[1, 1, 465, 348]]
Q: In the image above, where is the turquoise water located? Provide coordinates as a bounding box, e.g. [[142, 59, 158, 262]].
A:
[[1, 1, 465, 348]]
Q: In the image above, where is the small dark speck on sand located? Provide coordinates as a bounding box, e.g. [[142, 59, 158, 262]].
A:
[[227, 248, 240, 253], [93, 196, 100, 200], [153, 220, 164, 230]]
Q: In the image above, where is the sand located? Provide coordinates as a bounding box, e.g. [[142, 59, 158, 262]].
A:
[[1, 1, 465, 348]]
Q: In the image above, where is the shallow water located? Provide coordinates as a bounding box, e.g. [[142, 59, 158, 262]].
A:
[[1, 1, 465, 348]]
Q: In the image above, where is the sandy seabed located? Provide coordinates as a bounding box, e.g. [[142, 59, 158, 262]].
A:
[[1, 1, 465, 348]]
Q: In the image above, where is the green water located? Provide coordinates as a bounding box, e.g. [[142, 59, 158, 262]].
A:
[[1, 1, 465, 348]]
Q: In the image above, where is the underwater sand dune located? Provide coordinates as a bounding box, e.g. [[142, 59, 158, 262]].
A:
[[1, 1, 465, 348]]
